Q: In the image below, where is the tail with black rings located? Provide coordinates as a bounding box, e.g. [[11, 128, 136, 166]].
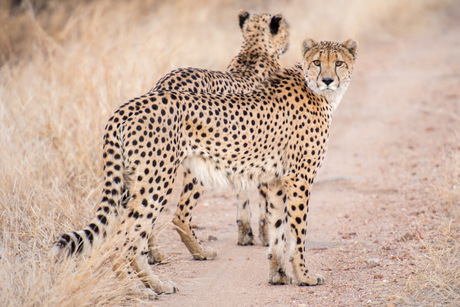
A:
[[51, 112, 129, 259]]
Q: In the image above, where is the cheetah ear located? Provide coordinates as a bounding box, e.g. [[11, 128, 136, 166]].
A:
[[238, 10, 250, 29], [269, 13, 284, 35], [342, 39, 358, 57], [301, 38, 317, 56]]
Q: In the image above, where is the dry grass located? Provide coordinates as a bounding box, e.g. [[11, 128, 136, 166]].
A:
[[397, 148, 460, 306], [0, 0, 458, 305]]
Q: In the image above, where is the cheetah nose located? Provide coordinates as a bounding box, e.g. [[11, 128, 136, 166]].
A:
[[322, 78, 334, 86]]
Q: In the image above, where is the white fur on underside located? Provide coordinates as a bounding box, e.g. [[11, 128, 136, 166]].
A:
[[183, 155, 234, 190], [183, 154, 286, 192]]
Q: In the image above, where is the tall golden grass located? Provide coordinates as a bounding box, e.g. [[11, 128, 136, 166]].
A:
[[0, 0, 457, 305], [397, 149, 460, 305]]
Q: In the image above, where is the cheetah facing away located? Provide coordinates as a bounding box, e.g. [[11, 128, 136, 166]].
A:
[[147, 11, 289, 263], [51, 10, 289, 267], [52, 38, 358, 294]]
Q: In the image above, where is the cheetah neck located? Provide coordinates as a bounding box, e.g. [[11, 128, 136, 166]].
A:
[[298, 65, 350, 113], [317, 84, 348, 112], [229, 53, 279, 79], [226, 40, 279, 79], [271, 65, 336, 114]]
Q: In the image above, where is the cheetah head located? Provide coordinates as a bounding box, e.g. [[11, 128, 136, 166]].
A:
[[238, 10, 289, 58], [301, 39, 358, 111]]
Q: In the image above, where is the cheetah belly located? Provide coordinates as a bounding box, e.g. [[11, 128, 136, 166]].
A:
[[183, 153, 285, 192], [183, 155, 232, 190]]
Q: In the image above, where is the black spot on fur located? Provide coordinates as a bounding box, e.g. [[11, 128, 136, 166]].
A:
[[97, 215, 108, 225], [275, 219, 282, 228]]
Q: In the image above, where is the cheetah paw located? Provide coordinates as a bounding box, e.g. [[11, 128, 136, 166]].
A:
[[160, 281, 178, 294], [297, 274, 325, 286], [269, 269, 292, 285], [148, 249, 168, 265], [139, 288, 158, 300], [237, 228, 255, 246], [192, 247, 216, 260]]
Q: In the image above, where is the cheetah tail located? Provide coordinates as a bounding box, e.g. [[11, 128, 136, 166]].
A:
[[50, 119, 129, 260], [50, 221, 104, 260]]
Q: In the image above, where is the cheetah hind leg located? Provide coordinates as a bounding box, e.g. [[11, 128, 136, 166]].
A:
[[113, 238, 177, 295], [257, 183, 269, 246], [172, 214, 216, 260], [172, 171, 216, 260], [131, 253, 177, 294], [236, 191, 254, 246], [147, 234, 168, 264]]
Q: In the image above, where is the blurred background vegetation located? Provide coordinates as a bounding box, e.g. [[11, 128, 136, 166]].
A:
[[2, 0, 457, 65], [0, 0, 458, 305]]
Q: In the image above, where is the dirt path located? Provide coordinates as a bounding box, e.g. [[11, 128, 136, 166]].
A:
[[147, 23, 459, 306]]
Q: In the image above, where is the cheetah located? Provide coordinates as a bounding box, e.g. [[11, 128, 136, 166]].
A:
[[51, 10, 289, 266], [52, 38, 358, 294], [147, 11, 289, 263]]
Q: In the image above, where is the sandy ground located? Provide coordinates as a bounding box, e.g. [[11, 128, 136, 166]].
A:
[[141, 18, 460, 306]]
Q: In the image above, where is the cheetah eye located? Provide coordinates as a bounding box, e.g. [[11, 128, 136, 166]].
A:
[[313, 60, 321, 66], [335, 61, 344, 67]]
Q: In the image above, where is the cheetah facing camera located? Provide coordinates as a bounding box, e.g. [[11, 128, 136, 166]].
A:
[[52, 38, 358, 294], [147, 11, 289, 264]]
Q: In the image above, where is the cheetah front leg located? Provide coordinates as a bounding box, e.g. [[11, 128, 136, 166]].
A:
[[266, 181, 292, 285], [286, 179, 325, 286], [236, 191, 254, 245], [172, 169, 216, 260]]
